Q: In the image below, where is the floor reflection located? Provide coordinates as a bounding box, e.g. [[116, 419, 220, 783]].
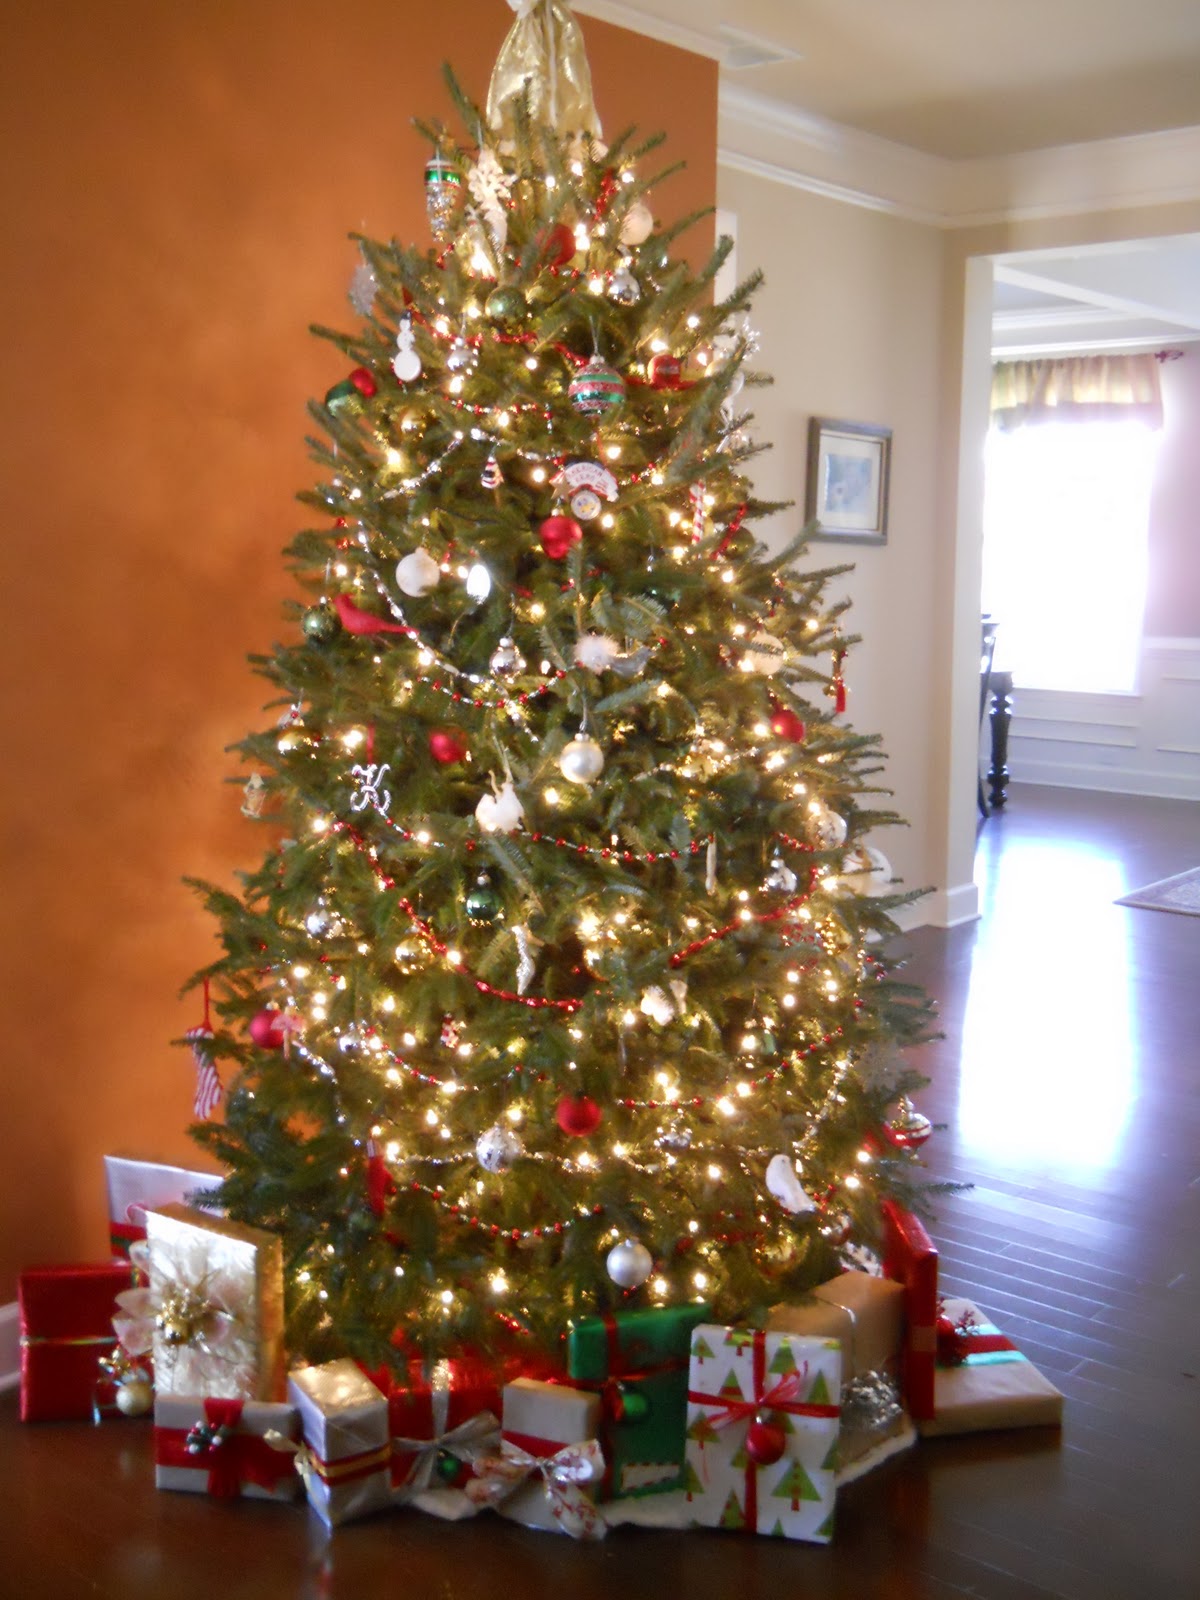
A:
[[958, 833, 1135, 1171]]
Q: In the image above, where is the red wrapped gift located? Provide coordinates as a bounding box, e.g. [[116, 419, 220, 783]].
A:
[[366, 1354, 503, 1496], [19, 1263, 135, 1422], [881, 1201, 939, 1421]]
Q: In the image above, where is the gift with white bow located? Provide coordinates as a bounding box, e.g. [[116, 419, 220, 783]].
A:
[[465, 1377, 607, 1539]]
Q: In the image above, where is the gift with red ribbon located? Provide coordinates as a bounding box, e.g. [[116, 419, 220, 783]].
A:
[[370, 1353, 502, 1496], [478, 1376, 605, 1536], [104, 1156, 223, 1264], [153, 1395, 300, 1500], [881, 1199, 939, 1421], [683, 1324, 842, 1542], [565, 1304, 709, 1498], [288, 1359, 394, 1527], [18, 1263, 136, 1422], [917, 1297, 1064, 1437]]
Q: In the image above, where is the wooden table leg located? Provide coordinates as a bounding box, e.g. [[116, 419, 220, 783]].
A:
[[988, 672, 1013, 810]]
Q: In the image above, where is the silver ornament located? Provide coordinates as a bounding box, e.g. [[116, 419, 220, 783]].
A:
[[558, 732, 604, 786], [841, 1371, 903, 1436], [807, 802, 848, 850], [606, 1236, 654, 1289], [655, 1118, 692, 1151], [489, 635, 526, 678], [764, 853, 798, 894], [475, 1123, 525, 1173], [608, 265, 641, 305], [446, 336, 475, 373], [608, 646, 651, 680], [348, 260, 378, 316], [514, 924, 536, 996], [304, 897, 340, 939]]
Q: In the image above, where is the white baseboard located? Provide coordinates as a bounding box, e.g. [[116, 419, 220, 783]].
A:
[[918, 880, 980, 929], [0, 1301, 19, 1393], [1007, 756, 1200, 802]]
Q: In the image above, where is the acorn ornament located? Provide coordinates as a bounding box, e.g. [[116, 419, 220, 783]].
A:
[[569, 355, 625, 415], [606, 1236, 653, 1289], [395, 548, 441, 597], [558, 729, 604, 786]]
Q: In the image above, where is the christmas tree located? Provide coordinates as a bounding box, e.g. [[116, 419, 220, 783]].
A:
[[186, 0, 934, 1373]]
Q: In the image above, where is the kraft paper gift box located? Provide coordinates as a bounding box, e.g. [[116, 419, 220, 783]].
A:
[[881, 1200, 939, 1421], [485, 1377, 605, 1535], [154, 1395, 300, 1500], [18, 1263, 135, 1422], [104, 1155, 223, 1264], [767, 1272, 904, 1382], [113, 1204, 285, 1402], [917, 1298, 1064, 1437], [683, 1324, 842, 1543], [288, 1359, 394, 1527], [566, 1303, 710, 1499]]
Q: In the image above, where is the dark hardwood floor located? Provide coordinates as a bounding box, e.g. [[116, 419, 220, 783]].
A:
[[5, 784, 1198, 1599]]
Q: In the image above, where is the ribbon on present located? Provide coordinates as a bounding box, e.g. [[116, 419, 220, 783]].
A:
[[688, 1329, 839, 1531], [155, 1398, 296, 1499], [264, 1430, 392, 1495], [936, 1305, 1020, 1369], [112, 1237, 247, 1386], [566, 1311, 687, 1496], [366, 1355, 503, 1491], [392, 1411, 500, 1500], [465, 1433, 607, 1540]]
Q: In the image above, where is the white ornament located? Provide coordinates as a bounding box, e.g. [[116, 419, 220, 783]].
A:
[[465, 562, 492, 601], [668, 978, 688, 1009], [558, 732, 604, 786], [558, 460, 618, 520], [606, 1236, 654, 1289], [115, 1375, 154, 1417], [807, 801, 848, 850], [392, 314, 422, 383], [839, 844, 894, 896], [639, 985, 675, 1026], [349, 761, 392, 815], [765, 1154, 816, 1215], [620, 200, 654, 246], [466, 146, 515, 252], [514, 923, 537, 996], [476, 1123, 525, 1174], [741, 630, 785, 675], [574, 633, 620, 673], [348, 259, 378, 316], [395, 548, 441, 597], [240, 772, 267, 819], [764, 853, 798, 894], [475, 777, 524, 835]]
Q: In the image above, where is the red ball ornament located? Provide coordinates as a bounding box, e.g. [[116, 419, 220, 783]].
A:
[[744, 1417, 787, 1466], [429, 729, 467, 764], [770, 707, 806, 743], [556, 1093, 602, 1137], [248, 1008, 287, 1050], [539, 515, 583, 560], [540, 222, 577, 268], [349, 366, 377, 397], [647, 352, 682, 389]]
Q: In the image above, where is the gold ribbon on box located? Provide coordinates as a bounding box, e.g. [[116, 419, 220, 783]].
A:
[[487, 0, 601, 139]]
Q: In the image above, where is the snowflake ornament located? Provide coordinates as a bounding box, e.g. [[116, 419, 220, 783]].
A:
[[467, 146, 515, 251]]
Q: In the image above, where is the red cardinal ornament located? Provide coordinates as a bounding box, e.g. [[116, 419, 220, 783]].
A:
[[429, 729, 467, 764], [539, 515, 583, 560], [556, 1093, 602, 1137], [770, 707, 806, 743], [539, 222, 576, 268]]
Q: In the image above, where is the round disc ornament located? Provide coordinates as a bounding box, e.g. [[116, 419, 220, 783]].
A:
[[606, 1236, 653, 1289], [558, 731, 604, 786], [475, 1122, 525, 1173], [569, 355, 625, 415]]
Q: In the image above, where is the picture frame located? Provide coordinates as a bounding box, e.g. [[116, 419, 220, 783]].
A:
[[805, 417, 892, 544]]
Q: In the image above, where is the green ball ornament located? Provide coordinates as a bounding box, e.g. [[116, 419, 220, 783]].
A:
[[485, 286, 527, 324], [464, 872, 503, 926], [302, 602, 341, 644], [436, 1449, 468, 1487], [613, 1385, 650, 1424], [324, 378, 362, 417]]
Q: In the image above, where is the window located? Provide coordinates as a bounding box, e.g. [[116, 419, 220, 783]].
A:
[[982, 417, 1157, 694]]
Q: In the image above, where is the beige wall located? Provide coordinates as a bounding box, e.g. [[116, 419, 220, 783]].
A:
[[1147, 351, 1200, 638], [715, 169, 947, 901]]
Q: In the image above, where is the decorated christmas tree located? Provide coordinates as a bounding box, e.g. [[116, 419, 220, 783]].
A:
[[185, 0, 935, 1375]]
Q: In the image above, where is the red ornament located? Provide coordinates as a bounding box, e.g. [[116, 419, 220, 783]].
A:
[[539, 222, 577, 268], [647, 352, 682, 389], [248, 1008, 288, 1050], [770, 707, 806, 743], [349, 366, 377, 397], [539, 515, 583, 560], [556, 1093, 602, 1137], [429, 729, 467, 764], [744, 1417, 787, 1466]]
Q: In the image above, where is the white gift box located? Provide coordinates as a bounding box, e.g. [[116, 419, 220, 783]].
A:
[[288, 1359, 393, 1527], [497, 1377, 603, 1534], [153, 1395, 300, 1500], [105, 1155, 223, 1260]]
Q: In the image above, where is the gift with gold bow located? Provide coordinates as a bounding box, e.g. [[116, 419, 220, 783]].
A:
[[287, 1359, 394, 1527]]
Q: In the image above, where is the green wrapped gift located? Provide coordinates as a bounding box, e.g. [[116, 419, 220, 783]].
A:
[[566, 1304, 710, 1499]]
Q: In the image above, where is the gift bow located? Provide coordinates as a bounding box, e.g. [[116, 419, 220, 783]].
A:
[[465, 1436, 607, 1540], [263, 1430, 392, 1495], [156, 1398, 296, 1499], [392, 1410, 501, 1501], [112, 1239, 244, 1382]]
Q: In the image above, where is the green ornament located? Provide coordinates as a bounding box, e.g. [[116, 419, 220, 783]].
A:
[[435, 1449, 463, 1486], [616, 1386, 651, 1424], [323, 378, 362, 417], [485, 286, 527, 324], [302, 602, 341, 645], [464, 872, 503, 926]]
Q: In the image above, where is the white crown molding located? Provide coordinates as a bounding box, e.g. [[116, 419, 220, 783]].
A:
[[572, 1, 724, 59]]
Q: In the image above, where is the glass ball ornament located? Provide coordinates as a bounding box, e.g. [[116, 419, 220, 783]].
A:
[[464, 872, 503, 926], [745, 1416, 787, 1466], [539, 514, 583, 560], [888, 1096, 933, 1149], [446, 336, 475, 373], [304, 897, 340, 939], [393, 937, 426, 975], [607, 264, 641, 305], [655, 1117, 692, 1151], [475, 1122, 525, 1173], [763, 853, 798, 894], [302, 602, 341, 645], [619, 199, 654, 246], [806, 800, 848, 850], [276, 722, 313, 754], [429, 729, 468, 764], [555, 1093, 602, 1137], [606, 1236, 654, 1290], [115, 1374, 154, 1417], [248, 1008, 289, 1050], [839, 844, 894, 897], [558, 732, 604, 786], [569, 355, 625, 415], [489, 635, 526, 678], [395, 548, 441, 597], [484, 285, 527, 323]]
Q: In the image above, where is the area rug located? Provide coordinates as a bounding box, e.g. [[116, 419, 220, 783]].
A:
[[1116, 866, 1200, 917]]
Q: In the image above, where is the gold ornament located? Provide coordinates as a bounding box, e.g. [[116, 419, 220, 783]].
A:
[[155, 1288, 213, 1348], [486, 0, 601, 140]]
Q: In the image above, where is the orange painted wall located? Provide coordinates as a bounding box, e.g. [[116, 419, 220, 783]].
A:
[[0, 1, 717, 1299]]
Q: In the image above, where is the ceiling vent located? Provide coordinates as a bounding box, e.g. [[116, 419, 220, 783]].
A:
[[718, 24, 802, 71]]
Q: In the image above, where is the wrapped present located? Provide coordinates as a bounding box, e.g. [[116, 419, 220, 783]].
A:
[[684, 1325, 841, 1543], [465, 1376, 606, 1539], [384, 1354, 501, 1498], [112, 1204, 285, 1402], [566, 1304, 710, 1498], [154, 1395, 300, 1500], [767, 1272, 904, 1382], [288, 1359, 393, 1527], [917, 1298, 1064, 1437], [881, 1200, 938, 1421], [104, 1155, 223, 1264], [18, 1263, 135, 1422]]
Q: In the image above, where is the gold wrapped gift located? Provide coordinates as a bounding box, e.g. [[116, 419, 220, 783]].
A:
[[486, 0, 601, 139]]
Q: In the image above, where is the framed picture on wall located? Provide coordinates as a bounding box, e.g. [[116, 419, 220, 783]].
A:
[[805, 418, 892, 544]]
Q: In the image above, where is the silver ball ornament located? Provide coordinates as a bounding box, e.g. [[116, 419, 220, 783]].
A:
[[558, 733, 604, 786], [606, 1236, 654, 1289], [489, 635, 526, 678], [608, 265, 641, 306], [807, 801, 848, 850], [475, 1123, 525, 1173], [764, 853, 798, 894]]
